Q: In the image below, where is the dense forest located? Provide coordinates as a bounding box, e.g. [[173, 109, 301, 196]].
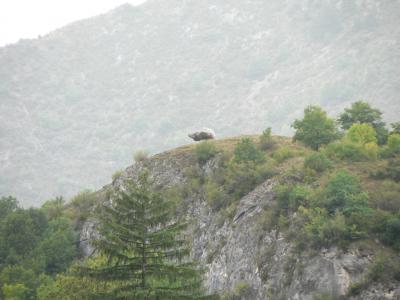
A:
[[1, 101, 400, 299]]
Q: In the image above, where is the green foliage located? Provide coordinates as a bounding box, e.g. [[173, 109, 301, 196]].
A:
[[205, 180, 228, 212], [297, 207, 350, 249], [0, 265, 38, 300], [0, 196, 18, 219], [111, 169, 123, 182], [369, 180, 400, 213], [338, 101, 388, 145], [195, 141, 218, 165], [323, 170, 368, 215], [304, 152, 332, 172], [2, 283, 30, 300], [324, 141, 370, 162], [381, 216, 400, 250], [275, 184, 311, 213], [224, 160, 275, 201], [391, 122, 400, 135], [292, 106, 340, 150], [346, 123, 377, 145], [370, 157, 400, 182], [41, 197, 65, 221], [272, 146, 295, 163], [133, 149, 149, 163], [233, 138, 265, 163], [79, 171, 212, 299], [387, 134, 400, 154], [0, 209, 47, 259], [36, 217, 77, 275], [65, 190, 96, 227], [259, 128, 275, 150], [36, 268, 112, 300]]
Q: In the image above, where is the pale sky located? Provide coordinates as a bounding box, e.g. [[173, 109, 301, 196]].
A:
[[0, 0, 148, 47]]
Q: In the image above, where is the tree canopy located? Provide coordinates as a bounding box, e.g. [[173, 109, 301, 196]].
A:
[[292, 106, 340, 150], [338, 101, 389, 145]]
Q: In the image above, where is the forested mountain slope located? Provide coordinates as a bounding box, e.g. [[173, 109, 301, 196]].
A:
[[1, 0, 399, 205]]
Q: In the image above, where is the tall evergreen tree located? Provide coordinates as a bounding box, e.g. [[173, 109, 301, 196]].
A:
[[80, 171, 212, 300]]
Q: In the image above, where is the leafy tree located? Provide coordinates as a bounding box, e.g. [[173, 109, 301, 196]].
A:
[[0, 196, 18, 219], [233, 138, 265, 163], [338, 101, 389, 145], [346, 123, 377, 145], [36, 217, 77, 275], [292, 106, 340, 150], [323, 170, 368, 215], [2, 283, 30, 300], [0, 265, 38, 300], [79, 171, 212, 299], [0, 209, 47, 259]]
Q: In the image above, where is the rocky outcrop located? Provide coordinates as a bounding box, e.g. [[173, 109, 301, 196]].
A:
[[79, 149, 398, 300]]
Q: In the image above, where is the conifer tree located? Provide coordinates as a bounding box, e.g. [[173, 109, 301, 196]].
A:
[[80, 171, 213, 300]]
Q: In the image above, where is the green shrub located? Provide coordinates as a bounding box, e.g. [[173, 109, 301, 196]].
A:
[[195, 141, 218, 165], [324, 141, 369, 162], [111, 169, 123, 182], [233, 138, 265, 163], [224, 161, 275, 200], [367, 253, 400, 283], [259, 127, 275, 150], [370, 181, 400, 213], [323, 170, 368, 215], [205, 180, 228, 211], [65, 190, 96, 226], [304, 152, 332, 172], [272, 147, 295, 163], [275, 184, 310, 213], [133, 149, 149, 163], [387, 157, 400, 181], [298, 207, 350, 249], [382, 216, 400, 250], [370, 158, 400, 182], [378, 133, 400, 157]]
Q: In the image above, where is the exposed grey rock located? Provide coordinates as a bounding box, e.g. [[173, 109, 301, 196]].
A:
[[79, 151, 398, 300]]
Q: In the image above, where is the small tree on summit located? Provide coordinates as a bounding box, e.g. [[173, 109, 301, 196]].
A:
[[80, 171, 213, 299], [292, 106, 340, 151], [338, 101, 389, 145]]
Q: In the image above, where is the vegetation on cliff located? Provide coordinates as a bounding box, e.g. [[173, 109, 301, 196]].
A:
[[0, 101, 399, 299]]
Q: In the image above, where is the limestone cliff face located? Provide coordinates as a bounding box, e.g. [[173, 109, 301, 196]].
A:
[[80, 144, 400, 300]]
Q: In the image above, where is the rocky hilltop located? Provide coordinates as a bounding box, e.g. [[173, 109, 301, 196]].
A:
[[1, 0, 400, 206], [80, 136, 400, 299]]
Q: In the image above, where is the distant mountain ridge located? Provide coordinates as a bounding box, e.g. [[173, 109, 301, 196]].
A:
[[1, 0, 399, 206]]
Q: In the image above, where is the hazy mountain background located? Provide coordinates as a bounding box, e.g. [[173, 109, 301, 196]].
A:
[[1, 0, 399, 206]]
